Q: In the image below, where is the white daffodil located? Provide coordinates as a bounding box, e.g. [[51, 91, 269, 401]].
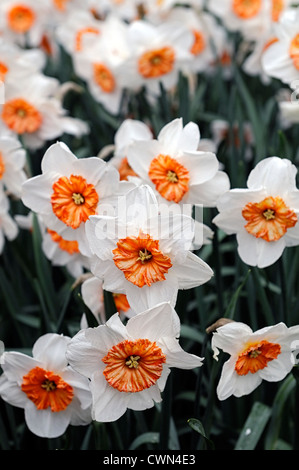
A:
[[127, 118, 230, 208], [55, 7, 103, 56], [0, 38, 46, 84], [73, 15, 130, 115], [0, 0, 51, 47], [213, 156, 299, 268], [0, 333, 92, 438], [211, 320, 299, 400], [85, 184, 213, 312], [1, 73, 89, 150], [119, 19, 193, 97], [66, 301, 204, 422], [21, 141, 127, 256], [262, 8, 299, 89], [207, 0, 274, 41]]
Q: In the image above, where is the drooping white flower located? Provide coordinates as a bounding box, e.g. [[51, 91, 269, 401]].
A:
[[211, 320, 299, 400], [0, 333, 92, 438], [213, 156, 299, 268], [66, 301, 204, 422], [85, 184, 213, 312]]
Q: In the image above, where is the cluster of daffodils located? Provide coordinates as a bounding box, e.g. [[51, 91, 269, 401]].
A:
[[0, 0, 299, 442]]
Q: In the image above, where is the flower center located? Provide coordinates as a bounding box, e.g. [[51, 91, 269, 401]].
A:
[[21, 366, 74, 412], [0, 62, 8, 82], [47, 229, 80, 255], [137, 248, 152, 263], [112, 232, 172, 288], [271, 0, 284, 22], [138, 46, 175, 79], [242, 196, 297, 242], [289, 34, 299, 71], [0, 152, 5, 180], [148, 154, 190, 203], [102, 338, 166, 392], [7, 5, 35, 33], [51, 174, 99, 229], [53, 0, 70, 11], [72, 192, 85, 205], [232, 0, 262, 19], [93, 63, 115, 93], [191, 30, 206, 56], [1, 98, 42, 134], [235, 340, 281, 375], [75, 27, 100, 51]]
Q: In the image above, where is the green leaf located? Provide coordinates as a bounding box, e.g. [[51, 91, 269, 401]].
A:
[[224, 269, 251, 319], [187, 418, 215, 449], [264, 374, 296, 450], [234, 402, 271, 450], [129, 432, 160, 450]]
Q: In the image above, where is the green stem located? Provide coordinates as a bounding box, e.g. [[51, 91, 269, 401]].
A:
[[159, 373, 173, 450]]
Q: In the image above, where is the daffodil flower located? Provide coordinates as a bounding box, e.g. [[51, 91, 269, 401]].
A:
[[0, 333, 92, 438], [66, 301, 204, 422], [211, 320, 299, 400]]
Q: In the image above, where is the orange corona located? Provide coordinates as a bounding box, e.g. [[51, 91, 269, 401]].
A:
[[0, 62, 8, 82], [7, 5, 35, 33], [235, 340, 281, 375], [51, 174, 99, 229], [138, 46, 175, 79], [112, 232, 172, 288], [191, 30, 206, 56], [21, 366, 74, 412], [2, 98, 42, 135], [232, 0, 262, 19], [242, 196, 297, 242], [47, 229, 80, 255], [102, 338, 166, 392], [93, 63, 115, 93], [53, 0, 70, 11], [290, 34, 299, 71], [118, 157, 138, 181], [75, 27, 100, 52], [271, 0, 284, 22], [148, 154, 190, 203], [113, 293, 131, 313]]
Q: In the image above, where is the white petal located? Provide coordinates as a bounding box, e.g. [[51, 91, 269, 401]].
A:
[[160, 337, 203, 369], [126, 301, 181, 341], [21, 173, 54, 215], [247, 157, 298, 195], [32, 333, 70, 371], [176, 251, 213, 289], [236, 229, 285, 268], [41, 142, 77, 174], [24, 401, 71, 438], [91, 371, 129, 422], [187, 171, 230, 207]]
